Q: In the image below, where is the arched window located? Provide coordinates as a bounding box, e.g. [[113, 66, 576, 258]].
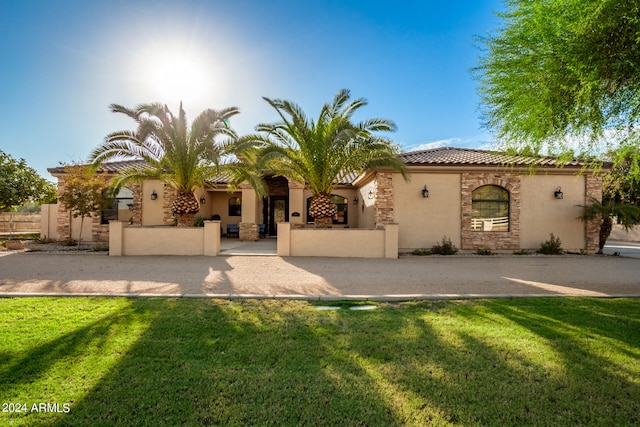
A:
[[471, 185, 509, 231], [228, 196, 241, 216], [101, 187, 134, 224], [306, 195, 348, 224]]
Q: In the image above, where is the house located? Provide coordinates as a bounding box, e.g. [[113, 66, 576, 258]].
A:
[[45, 147, 606, 254]]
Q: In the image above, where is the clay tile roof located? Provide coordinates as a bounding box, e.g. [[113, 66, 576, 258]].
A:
[[400, 147, 585, 167], [47, 160, 149, 175]]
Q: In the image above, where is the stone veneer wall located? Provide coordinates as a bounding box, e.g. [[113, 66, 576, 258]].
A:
[[162, 185, 177, 225], [584, 174, 603, 253], [374, 172, 394, 228], [55, 176, 71, 242], [461, 173, 521, 250]]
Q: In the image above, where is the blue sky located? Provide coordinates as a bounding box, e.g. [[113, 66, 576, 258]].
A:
[[0, 0, 503, 178]]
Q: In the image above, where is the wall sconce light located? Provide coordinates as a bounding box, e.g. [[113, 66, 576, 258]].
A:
[[200, 196, 206, 204], [353, 196, 359, 205], [554, 187, 564, 199], [368, 189, 374, 199], [422, 185, 429, 198], [150, 190, 158, 200]]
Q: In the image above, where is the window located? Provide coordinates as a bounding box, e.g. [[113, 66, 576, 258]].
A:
[[101, 187, 134, 224], [471, 185, 509, 231], [228, 196, 241, 216], [306, 195, 348, 224]]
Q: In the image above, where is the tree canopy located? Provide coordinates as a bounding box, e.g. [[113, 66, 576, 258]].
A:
[[476, 0, 640, 171], [90, 102, 263, 226], [0, 150, 56, 212], [244, 89, 407, 227]]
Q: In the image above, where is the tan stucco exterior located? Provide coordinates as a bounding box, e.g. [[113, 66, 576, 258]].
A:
[[520, 174, 586, 250], [46, 149, 606, 255], [393, 172, 461, 251]]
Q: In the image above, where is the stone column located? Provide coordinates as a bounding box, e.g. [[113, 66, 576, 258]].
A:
[[374, 172, 394, 228], [55, 176, 71, 242], [585, 174, 603, 253]]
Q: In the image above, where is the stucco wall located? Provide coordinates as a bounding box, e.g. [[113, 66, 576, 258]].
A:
[[393, 173, 461, 250], [209, 191, 243, 230], [109, 220, 220, 256], [357, 179, 377, 229], [40, 204, 58, 240], [141, 180, 166, 225], [520, 174, 585, 250], [277, 222, 398, 258], [300, 188, 358, 228]]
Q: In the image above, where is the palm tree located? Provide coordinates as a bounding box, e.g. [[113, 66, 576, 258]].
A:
[[578, 198, 640, 254], [245, 89, 408, 228], [90, 102, 263, 226]]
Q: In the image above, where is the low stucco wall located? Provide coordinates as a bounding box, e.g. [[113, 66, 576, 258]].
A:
[[40, 204, 58, 240], [277, 223, 398, 258], [610, 224, 640, 242], [109, 220, 220, 256]]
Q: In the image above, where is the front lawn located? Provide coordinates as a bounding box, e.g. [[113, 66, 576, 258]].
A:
[[1, 297, 638, 426]]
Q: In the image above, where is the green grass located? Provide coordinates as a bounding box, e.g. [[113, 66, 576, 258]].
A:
[[1, 298, 638, 426]]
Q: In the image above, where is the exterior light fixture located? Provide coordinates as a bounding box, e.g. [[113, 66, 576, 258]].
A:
[[422, 185, 429, 198], [554, 187, 563, 199], [353, 196, 359, 205], [150, 190, 158, 200], [200, 196, 206, 204]]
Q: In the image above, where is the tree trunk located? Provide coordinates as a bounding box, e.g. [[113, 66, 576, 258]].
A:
[[314, 216, 334, 228], [309, 193, 337, 229], [598, 216, 613, 254]]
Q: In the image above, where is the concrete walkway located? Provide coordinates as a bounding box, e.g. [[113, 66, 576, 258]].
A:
[[1, 250, 639, 300], [220, 238, 277, 256]]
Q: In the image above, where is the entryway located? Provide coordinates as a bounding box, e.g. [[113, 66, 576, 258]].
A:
[[261, 175, 291, 237], [219, 238, 277, 256]]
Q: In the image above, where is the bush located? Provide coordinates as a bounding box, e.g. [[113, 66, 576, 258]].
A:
[[538, 233, 563, 254], [513, 249, 531, 255], [432, 236, 458, 255], [476, 248, 494, 256], [61, 239, 78, 246], [411, 248, 432, 256], [194, 216, 206, 227]]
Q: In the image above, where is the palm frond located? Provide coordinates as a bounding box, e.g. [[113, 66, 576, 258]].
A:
[[255, 90, 405, 196]]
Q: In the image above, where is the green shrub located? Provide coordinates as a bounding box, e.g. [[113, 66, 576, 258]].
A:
[[411, 248, 432, 256], [513, 249, 531, 255], [194, 216, 206, 227], [476, 248, 494, 256], [432, 236, 458, 255], [538, 233, 563, 254]]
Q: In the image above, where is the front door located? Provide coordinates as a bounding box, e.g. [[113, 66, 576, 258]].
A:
[[269, 196, 289, 236]]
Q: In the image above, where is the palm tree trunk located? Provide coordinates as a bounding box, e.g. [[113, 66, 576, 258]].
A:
[[309, 193, 337, 229], [172, 191, 200, 227], [598, 216, 613, 254]]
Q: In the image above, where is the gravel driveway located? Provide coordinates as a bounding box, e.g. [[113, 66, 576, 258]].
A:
[[1, 247, 639, 299]]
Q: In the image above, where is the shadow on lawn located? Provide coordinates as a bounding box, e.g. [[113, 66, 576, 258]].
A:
[[13, 298, 637, 426], [47, 299, 403, 426]]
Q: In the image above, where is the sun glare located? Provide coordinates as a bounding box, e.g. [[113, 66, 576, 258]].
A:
[[148, 53, 210, 108]]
